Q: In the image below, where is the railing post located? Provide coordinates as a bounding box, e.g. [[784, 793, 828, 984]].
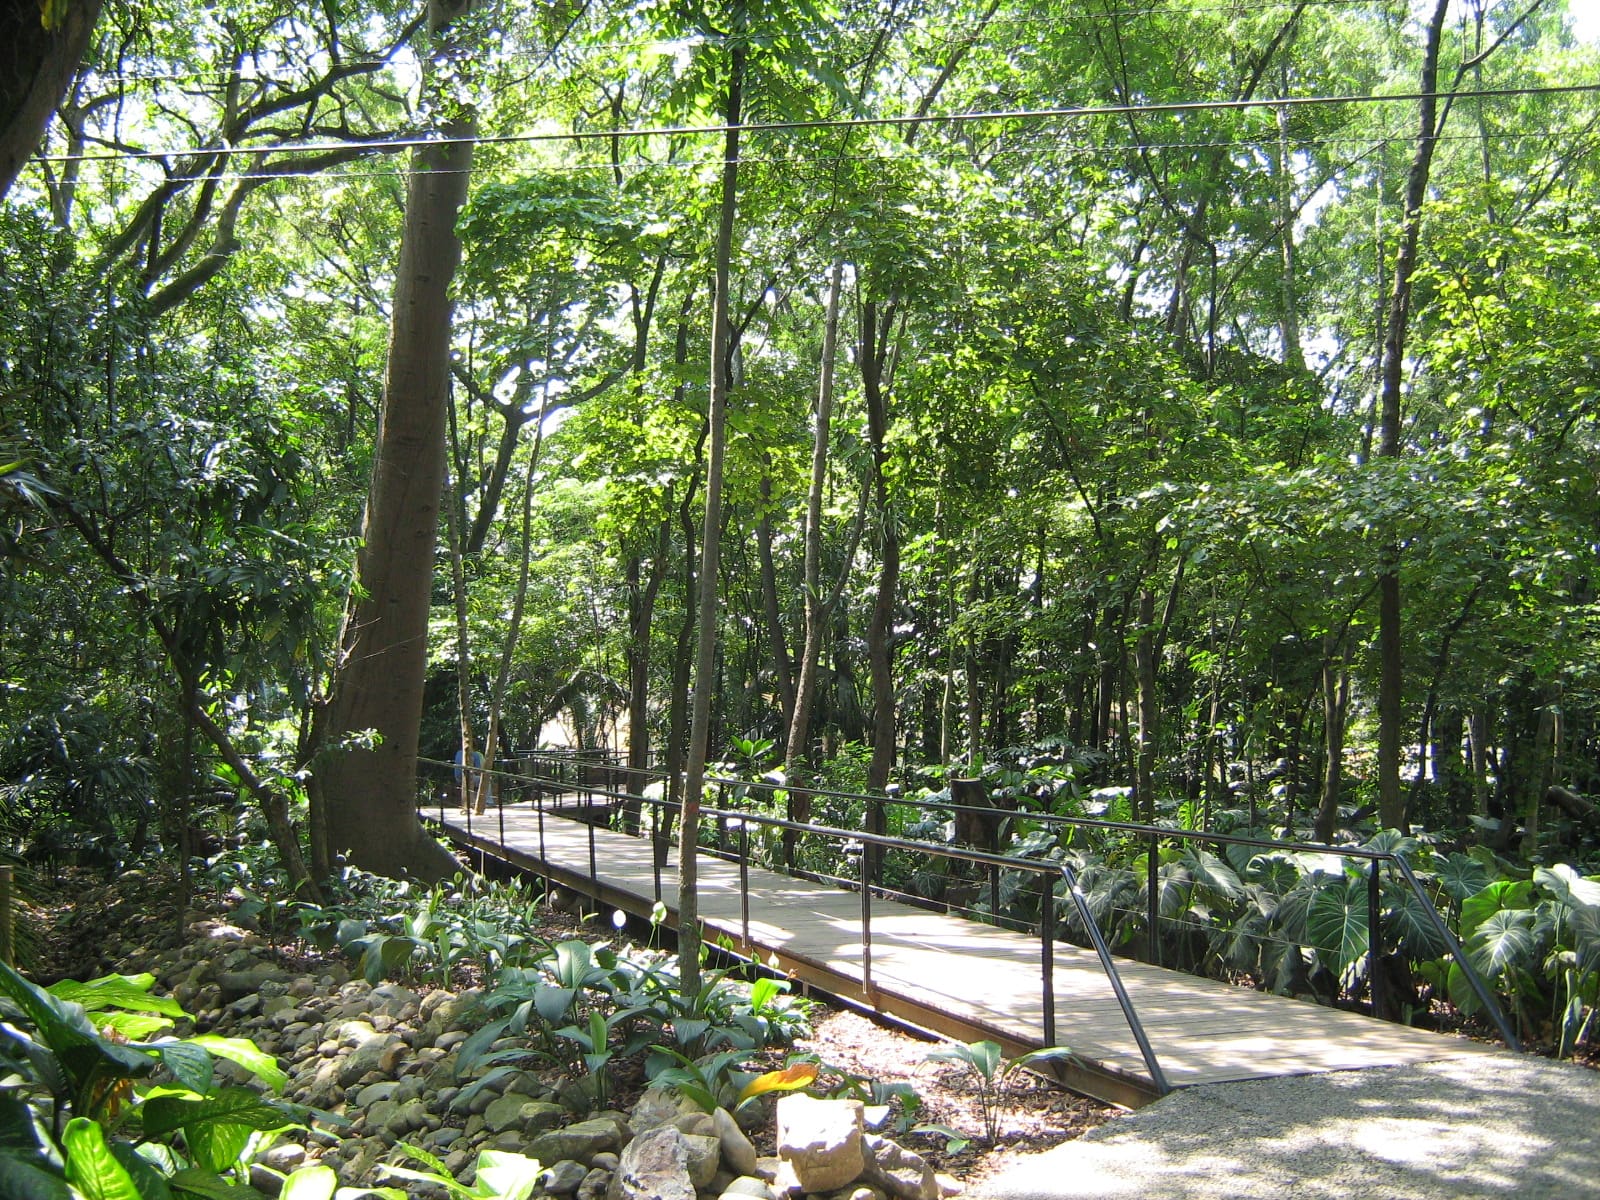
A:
[[1147, 833, 1161, 967], [587, 781, 598, 886], [498, 770, 506, 846], [1058, 861, 1171, 1095], [739, 820, 751, 949], [861, 843, 873, 1001], [1040, 872, 1055, 1047], [1368, 859, 1384, 1015], [651, 797, 663, 903], [871, 784, 895, 887]]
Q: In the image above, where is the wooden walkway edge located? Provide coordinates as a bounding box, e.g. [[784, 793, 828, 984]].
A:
[[437, 804, 1498, 1108]]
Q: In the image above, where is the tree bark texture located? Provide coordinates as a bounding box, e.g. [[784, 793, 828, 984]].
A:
[[321, 0, 476, 879], [0, 0, 103, 201], [1375, 0, 1450, 831]]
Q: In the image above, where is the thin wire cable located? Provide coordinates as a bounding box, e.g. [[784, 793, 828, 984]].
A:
[[85, 122, 1599, 188], [35, 81, 1600, 166]]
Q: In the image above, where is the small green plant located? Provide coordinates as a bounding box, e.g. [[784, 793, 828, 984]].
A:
[[643, 1046, 819, 1114], [924, 1039, 1074, 1145], [379, 1143, 544, 1200]]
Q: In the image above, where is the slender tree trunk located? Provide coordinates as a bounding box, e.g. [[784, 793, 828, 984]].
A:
[[475, 403, 546, 815], [1315, 646, 1350, 843], [861, 299, 901, 791], [1375, 0, 1450, 832], [756, 465, 795, 732], [319, 0, 476, 880], [785, 260, 845, 801], [444, 455, 477, 813], [678, 27, 744, 995]]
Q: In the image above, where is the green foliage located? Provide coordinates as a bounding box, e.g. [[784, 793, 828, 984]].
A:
[[924, 1040, 1073, 1145], [379, 1144, 542, 1200], [0, 962, 304, 1199]]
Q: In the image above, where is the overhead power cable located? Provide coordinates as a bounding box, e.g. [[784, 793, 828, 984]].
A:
[[36, 81, 1600, 167], [89, 123, 1599, 187]]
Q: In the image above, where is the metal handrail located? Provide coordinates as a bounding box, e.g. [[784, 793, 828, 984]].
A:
[[643, 767, 1523, 1047], [415, 755, 1522, 1060], [419, 756, 1175, 1095]]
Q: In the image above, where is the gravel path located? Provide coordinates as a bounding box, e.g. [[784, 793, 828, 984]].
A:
[[976, 1052, 1600, 1199]]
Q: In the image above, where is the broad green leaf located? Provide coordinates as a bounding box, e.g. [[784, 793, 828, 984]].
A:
[[1534, 865, 1600, 910], [61, 1118, 141, 1200], [154, 1043, 215, 1094], [1464, 909, 1538, 981], [928, 1040, 1002, 1082], [471, 1150, 544, 1200], [142, 1087, 300, 1173], [279, 1165, 336, 1200], [108, 1143, 174, 1200], [186, 1036, 288, 1094], [1383, 884, 1453, 961], [1182, 848, 1243, 901], [1459, 880, 1534, 942], [1571, 905, 1600, 976], [1306, 880, 1370, 972], [96, 1013, 177, 1042], [166, 1166, 266, 1198], [1435, 854, 1492, 905], [49, 976, 186, 1020]]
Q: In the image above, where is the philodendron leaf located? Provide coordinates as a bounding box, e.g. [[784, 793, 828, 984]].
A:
[[1306, 880, 1370, 972], [166, 1165, 270, 1198], [1569, 905, 1600, 975], [1459, 880, 1534, 942], [1535, 865, 1600, 910], [1465, 909, 1538, 981]]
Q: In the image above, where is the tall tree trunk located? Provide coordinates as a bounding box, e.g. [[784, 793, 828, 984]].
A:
[[756, 464, 795, 732], [319, 0, 475, 881], [785, 260, 845, 802], [444, 452, 478, 814], [1315, 645, 1350, 843], [861, 299, 901, 791], [474, 400, 546, 814], [1375, 0, 1450, 832], [1134, 586, 1158, 823], [678, 26, 744, 996]]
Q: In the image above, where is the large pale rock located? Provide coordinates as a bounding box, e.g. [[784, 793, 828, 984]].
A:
[[714, 1106, 759, 1176], [605, 1126, 697, 1200], [862, 1134, 938, 1200], [682, 1132, 723, 1188], [338, 1033, 405, 1086], [719, 1177, 779, 1200], [526, 1117, 625, 1165], [776, 1095, 866, 1194], [480, 1100, 563, 1139], [629, 1083, 706, 1134]]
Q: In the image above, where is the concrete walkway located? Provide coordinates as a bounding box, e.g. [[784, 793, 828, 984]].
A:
[[978, 1052, 1600, 1199]]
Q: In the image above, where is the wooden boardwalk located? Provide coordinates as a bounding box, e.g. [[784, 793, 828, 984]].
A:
[[438, 803, 1498, 1107]]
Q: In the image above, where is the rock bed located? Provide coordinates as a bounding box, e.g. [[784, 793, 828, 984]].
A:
[[82, 900, 965, 1200]]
